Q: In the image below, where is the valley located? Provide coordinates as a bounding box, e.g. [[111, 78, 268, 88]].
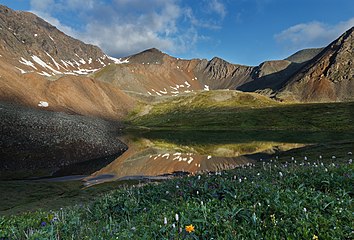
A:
[[0, 4, 353, 239]]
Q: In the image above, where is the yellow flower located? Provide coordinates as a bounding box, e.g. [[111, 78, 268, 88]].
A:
[[313, 234, 319, 240], [185, 224, 195, 233]]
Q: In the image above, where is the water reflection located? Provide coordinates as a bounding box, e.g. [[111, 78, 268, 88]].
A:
[[84, 135, 305, 186]]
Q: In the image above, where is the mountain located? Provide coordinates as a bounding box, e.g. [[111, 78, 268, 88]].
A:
[[0, 5, 135, 120], [276, 27, 354, 102], [285, 48, 324, 63], [92, 48, 320, 98], [0, 4, 352, 112]]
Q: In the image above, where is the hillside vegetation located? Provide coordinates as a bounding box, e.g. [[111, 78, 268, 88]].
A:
[[127, 90, 354, 131]]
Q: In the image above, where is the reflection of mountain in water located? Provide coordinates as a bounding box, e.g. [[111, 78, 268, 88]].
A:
[[84, 137, 305, 186]]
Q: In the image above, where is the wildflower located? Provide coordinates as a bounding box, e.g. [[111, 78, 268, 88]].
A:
[[270, 214, 276, 225], [349, 159, 352, 164], [332, 155, 336, 159], [185, 224, 195, 233], [41, 221, 46, 227], [279, 172, 283, 177], [304, 156, 307, 161], [198, 175, 201, 180], [303, 207, 307, 213], [175, 213, 179, 222], [313, 234, 319, 240], [172, 223, 176, 228], [164, 217, 168, 225]]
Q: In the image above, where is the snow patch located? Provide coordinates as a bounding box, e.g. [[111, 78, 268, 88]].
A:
[[63, 72, 78, 76], [31, 55, 62, 74], [45, 52, 63, 70], [79, 58, 86, 65], [107, 55, 129, 64], [38, 101, 49, 107], [19, 57, 37, 69], [97, 58, 105, 66], [15, 67, 27, 74], [61, 60, 69, 68], [38, 71, 51, 77]]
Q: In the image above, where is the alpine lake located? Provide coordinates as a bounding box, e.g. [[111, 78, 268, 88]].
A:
[[1, 130, 353, 216]]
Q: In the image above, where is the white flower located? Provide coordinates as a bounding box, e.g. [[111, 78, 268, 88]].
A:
[[164, 217, 167, 225], [349, 159, 352, 164], [279, 172, 283, 177], [172, 223, 176, 228], [175, 213, 179, 222], [196, 191, 199, 195], [303, 207, 307, 213], [304, 156, 307, 160], [198, 175, 201, 180]]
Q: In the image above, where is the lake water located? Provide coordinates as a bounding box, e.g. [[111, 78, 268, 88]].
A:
[[1, 130, 353, 214]]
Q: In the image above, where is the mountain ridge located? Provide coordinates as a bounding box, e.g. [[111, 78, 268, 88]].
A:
[[0, 4, 352, 113]]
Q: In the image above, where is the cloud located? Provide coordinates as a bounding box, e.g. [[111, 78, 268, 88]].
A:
[[275, 18, 354, 50], [29, 0, 210, 57], [207, 0, 226, 19]]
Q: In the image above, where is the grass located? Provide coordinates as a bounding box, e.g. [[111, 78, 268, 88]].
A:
[[127, 91, 354, 131], [0, 180, 142, 216], [1, 150, 352, 239]]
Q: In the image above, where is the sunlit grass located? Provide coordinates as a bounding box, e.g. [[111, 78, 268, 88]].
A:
[[127, 91, 354, 131]]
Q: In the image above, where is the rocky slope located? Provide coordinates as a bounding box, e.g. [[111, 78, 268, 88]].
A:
[[276, 27, 354, 102], [0, 4, 123, 76], [92, 47, 325, 99], [0, 5, 136, 120], [0, 102, 127, 179]]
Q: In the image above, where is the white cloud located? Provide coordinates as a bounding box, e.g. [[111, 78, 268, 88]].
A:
[[29, 0, 205, 57], [30, 0, 55, 12], [275, 18, 354, 50], [208, 0, 226, 19]]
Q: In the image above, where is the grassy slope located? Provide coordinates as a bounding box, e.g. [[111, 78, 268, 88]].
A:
[[127, 90, 354, 131], [1, 153, 352, 239]]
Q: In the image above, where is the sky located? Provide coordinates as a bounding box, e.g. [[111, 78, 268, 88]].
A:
[[1, 0, 354, 66]]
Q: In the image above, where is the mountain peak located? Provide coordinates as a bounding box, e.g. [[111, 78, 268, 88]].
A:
[[126, 48, 170, 64]]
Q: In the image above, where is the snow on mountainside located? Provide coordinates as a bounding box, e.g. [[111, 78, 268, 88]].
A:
[[0, 5, 128, 78]]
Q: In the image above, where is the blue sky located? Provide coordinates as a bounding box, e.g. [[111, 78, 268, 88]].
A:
[[2, 0, 354, 65]]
